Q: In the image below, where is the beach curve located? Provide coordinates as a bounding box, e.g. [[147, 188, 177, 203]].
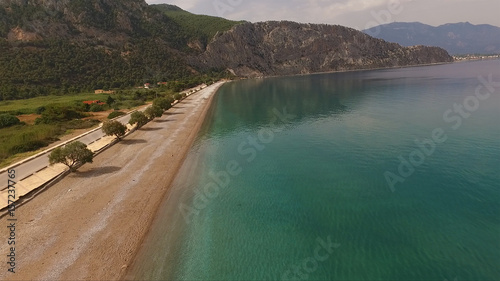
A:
[[0, 81, 226, 281]]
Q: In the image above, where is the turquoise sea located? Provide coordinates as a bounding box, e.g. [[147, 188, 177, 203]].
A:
[[131, 60, 500, 281]]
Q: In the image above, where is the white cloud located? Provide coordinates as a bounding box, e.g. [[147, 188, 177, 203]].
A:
[[145, 0, 500, 28], [146, 0, 198, 10]]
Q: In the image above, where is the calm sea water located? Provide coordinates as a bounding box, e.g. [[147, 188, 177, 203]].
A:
[[132, 60, 500, 281]]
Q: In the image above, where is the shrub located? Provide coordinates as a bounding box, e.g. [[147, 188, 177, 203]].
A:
[[123, 100, 145, 109], [0, 114, 21, 128], [106, 96, 115, 105], [35, 106, 46, 114], [174, 93, 182, 101], [89, 104, 105, 112], [9, 140, 49, 154], [64, 119, 100, 130], [73, 101, 89, 112], [107, 111, 126, 119]]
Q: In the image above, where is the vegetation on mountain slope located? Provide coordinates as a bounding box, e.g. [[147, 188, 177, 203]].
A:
[[0, 0, 455, 164], [152, 4, 244, 50], [0, 1, 234, 101]]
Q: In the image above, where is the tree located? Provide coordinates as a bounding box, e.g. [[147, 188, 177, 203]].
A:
[[153, 97, 172, 111], [144, 105, 163, 120], [102, 120, 127, 140], [49, 141, 93, 172], [106, 95, 115, 105], [129, 111, 148, 128], [165, 96, 175, 105]]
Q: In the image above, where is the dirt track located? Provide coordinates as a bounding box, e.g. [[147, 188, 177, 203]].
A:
[[0, 82, 224, 280]]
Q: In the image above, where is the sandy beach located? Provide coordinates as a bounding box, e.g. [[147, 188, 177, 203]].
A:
[[0, 82, 225, 280]]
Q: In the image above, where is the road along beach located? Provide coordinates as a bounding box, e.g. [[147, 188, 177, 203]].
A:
[[0, 82, 226, 280]]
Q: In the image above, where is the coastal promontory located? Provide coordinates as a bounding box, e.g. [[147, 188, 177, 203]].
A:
[[193, 21, 454, 77], [0, 1, 453, 95]]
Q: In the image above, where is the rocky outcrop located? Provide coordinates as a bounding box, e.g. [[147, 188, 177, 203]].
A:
[[193, 21, 454, 77], [0, 0, 169, 46], [0, 1, 454, 92]]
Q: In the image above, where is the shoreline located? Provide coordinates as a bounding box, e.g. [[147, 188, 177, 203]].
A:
[[119, 82, 223, 280], [244, 61, 456, 81], [0, 81, 226, 280], [123, 83, 223, 280]]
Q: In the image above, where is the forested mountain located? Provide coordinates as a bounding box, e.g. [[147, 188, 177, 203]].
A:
[[363, 22, 500, 55], [0, 0, 453, 100], [0, 0, 239, 100], [152, 4, 244, 51]]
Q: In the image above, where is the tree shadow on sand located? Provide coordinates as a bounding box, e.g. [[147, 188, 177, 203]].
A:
[[73, 166, 122, 178], [154, 119, 172, 123], [120, 139, 147, 145], [140, 127, 163, 131], [165, 111, 184, 115]]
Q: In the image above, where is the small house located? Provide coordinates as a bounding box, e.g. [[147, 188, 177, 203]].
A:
[[94, 90, 115, 94]]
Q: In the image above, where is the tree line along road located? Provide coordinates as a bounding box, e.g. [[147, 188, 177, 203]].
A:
[[0, 111, 136, 191]]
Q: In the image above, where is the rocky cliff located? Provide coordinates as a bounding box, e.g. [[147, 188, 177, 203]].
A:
[[0, 1, 454, 98], [0, 0, 178, 47], [193, 21, 454, 77]]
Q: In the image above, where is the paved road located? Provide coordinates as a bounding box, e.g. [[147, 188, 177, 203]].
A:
[[0, 112, 135, 189]]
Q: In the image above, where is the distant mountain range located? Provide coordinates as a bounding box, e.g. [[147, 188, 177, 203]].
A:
[[363, 22, 500, 55]]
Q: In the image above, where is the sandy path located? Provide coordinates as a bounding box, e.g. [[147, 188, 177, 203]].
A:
[[0, 82, 224, 280]]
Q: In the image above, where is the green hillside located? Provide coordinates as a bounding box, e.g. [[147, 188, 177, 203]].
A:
[[0, 1, 238, 101], [151, 4, 244, 48]]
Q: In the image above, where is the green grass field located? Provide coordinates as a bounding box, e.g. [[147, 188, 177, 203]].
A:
[[0, 93, 110, 115], [0, 92, 113, 167], [0, 123, 60, 165], [0, 87, 178, 167]]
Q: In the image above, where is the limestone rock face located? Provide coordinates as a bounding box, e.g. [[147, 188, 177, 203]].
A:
[[0, 1, 454, 89], [0, 0, 156, 45], [193, 21, 454, 77]]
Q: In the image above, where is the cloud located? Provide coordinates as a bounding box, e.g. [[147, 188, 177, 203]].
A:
[[146, 0, 197, 10], [145, 0, 500, 29]]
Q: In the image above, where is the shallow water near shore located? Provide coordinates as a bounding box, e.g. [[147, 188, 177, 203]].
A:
[[131, 60, 500, 281]]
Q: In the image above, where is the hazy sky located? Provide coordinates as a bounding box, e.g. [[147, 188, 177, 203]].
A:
[[145, 0, 500, 30]]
